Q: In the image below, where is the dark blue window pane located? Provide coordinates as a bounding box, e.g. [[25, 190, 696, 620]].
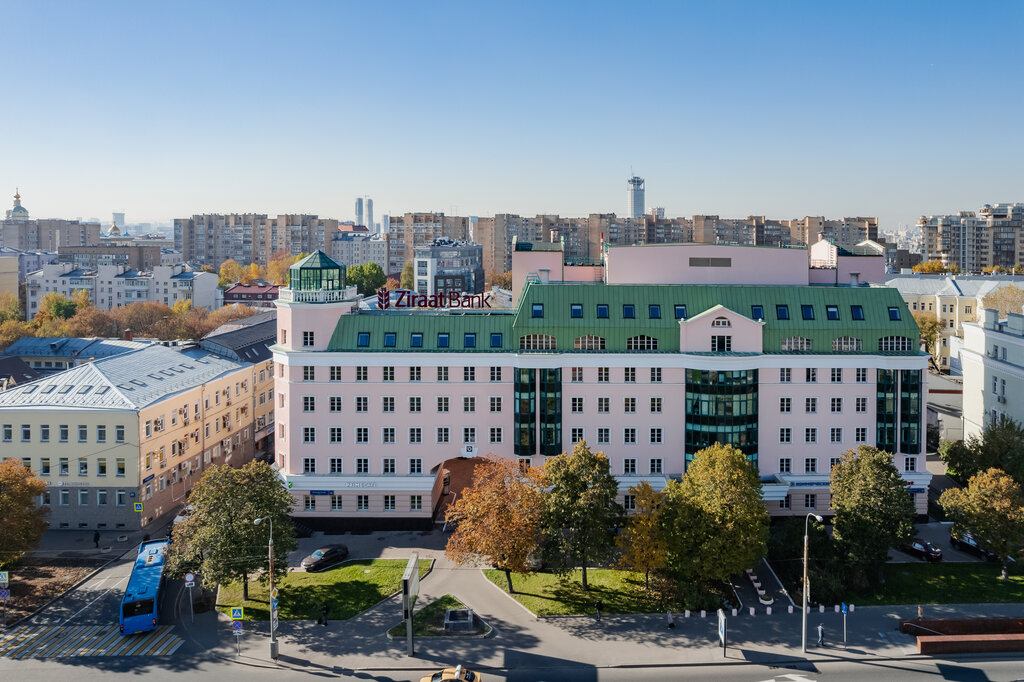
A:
[[437, 333, 449, 348], [357, 332, 370, 347], [570, 304, 583, 318], [801, 305, 814, 320], [464, 333, 476, 348], [675, 305, 687, 319], [383, 332, 396, 347], [751, 305, 764, 320], [410, 333, 423, 347], [888, 307, 901, 321], [623, 304, 635, 319], [532, 303, 544, 318], [649, 304, 661, 319], [851, 305, 865, 320], [597, 304, 609, 318], [490, 333, 503, 348], [776, 305, 790, 320], [826, 305, 840, 321]]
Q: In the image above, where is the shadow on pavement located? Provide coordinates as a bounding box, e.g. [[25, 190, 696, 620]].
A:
[[503, 651, 597, 682]]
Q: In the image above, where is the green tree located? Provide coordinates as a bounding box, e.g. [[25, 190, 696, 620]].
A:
[[912, 311, 942, 360], [37, 292, 77, 320], [400, 260, 415, 290], [540, 441, 623, 590], [982, 284, 1024, 318], [0, 291, 21, 322], [941, 417, 1024, 486], [615, 481, 667, 589], [830, 445, 915, 589], [939, 438, 976, 482], [662, 443, 769, 584], [357, 262, 386, 295], [940, 468, 1024, 580], [166, 461, 296, 600], [0, 458, 49, 569], [445, 456, 547, 593]]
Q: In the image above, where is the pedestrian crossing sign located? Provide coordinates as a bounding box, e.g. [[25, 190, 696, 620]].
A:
[[230, 607, 244, 620], [0, 571, 8, 584], [133, 503, 143, 512]]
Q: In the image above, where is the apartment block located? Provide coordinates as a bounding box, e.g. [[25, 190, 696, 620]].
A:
[[173, 214, 341, 268], [26, 263, 219, 314], [58, 244, 163, 270], [272, 242, 928, 531], [961, 308, 1024, 441], [920, 203, 1024, 273], [328, 231, 390, 272], [413, 239, 484, 296]]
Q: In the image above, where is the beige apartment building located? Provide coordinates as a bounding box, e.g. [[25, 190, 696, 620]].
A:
[[0, 341, 275, 530], [920, 203, 1024, 273], [173, 213, 342, 268]]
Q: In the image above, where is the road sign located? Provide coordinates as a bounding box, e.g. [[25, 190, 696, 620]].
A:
[[841, 602, 848, 615], [271, 607, 279, 633], [0, 571, 9, 584], [230, 607, 244, 620], [0, 588, 10, 600], [133, 503, 143, 512], [717, 608, 727, 656], [185, 581, 195, 588], [231, 620, 242, 631], [271, 597, 279, 610], [270, 588, 279, 599], [185, 572, 195, 583]]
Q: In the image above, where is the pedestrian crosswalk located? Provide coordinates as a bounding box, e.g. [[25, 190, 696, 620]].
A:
[[0, 624, 183, 658]]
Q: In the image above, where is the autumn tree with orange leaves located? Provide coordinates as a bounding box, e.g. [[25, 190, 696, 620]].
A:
[[444, 455, 547, 593]]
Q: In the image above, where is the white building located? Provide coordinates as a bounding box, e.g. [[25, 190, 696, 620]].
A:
[[328, 232, 389, 272], [26, 263, 220, 314], [960, 307, 1024, 440]]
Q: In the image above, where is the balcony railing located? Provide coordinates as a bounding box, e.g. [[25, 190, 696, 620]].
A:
[[278, 287, 355, 303]]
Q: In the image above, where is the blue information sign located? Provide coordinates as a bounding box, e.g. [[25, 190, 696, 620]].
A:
[[309, 490, 335, 496]]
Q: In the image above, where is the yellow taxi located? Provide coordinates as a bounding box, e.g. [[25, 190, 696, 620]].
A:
[[419, 665, 483, 682]]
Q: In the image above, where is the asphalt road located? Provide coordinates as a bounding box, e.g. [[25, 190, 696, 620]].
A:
[[25, 549, 137, 627]]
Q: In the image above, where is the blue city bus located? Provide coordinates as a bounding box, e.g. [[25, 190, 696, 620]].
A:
[[119, 539, 170, 635]]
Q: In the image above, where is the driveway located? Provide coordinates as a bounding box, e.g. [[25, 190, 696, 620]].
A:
[[887, 521, 990, 563]]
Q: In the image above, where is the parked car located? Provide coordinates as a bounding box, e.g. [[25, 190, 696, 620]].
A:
[[902, 539, 943, 562], [299, 544, 349, 572], [950, 531, 999, 561], [172, 505, 193, 527], [419, 666, 483, 682]]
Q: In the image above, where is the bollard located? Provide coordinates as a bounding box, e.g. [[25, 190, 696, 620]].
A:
[[806, 606, 811, 614], [732, 608, 737, 617], [835, 605, 841, 613], [700, 610, 706, 618], [819, 605, 825, 613], [749, 607, 755, 616], [788, 605, 793, 614], [684, 610, 690, 618], [850, 604, 855, 613], [766, 607, 772, 615]]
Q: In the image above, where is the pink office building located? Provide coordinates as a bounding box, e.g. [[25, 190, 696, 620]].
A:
[[273, 242, 929, 530]]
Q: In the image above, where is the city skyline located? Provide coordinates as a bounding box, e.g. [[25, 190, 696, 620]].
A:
[[2, 1, 1021, 229]]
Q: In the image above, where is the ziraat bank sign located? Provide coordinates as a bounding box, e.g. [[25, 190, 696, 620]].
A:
[[377, 287, 491, 309]]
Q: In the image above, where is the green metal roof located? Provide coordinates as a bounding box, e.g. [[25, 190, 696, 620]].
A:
[[327, 282, 921, 355], [291, 250, 342, 270]]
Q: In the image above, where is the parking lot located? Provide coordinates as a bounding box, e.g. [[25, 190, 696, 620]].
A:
[[888, 521, 995, 563]]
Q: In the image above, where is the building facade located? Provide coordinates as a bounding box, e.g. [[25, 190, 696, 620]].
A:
[[272, 243, 929, 530], [223, 283, 280, 308], [627, 176, 645, 219], [960, 308, 1024, 441], [328, 232, 390, 272], [26, 263, 219, 314], [173, 214, 340, 269], [920, 203, 1024, 273], [413, 239, 484, 296], [0, 343, 274, 530]]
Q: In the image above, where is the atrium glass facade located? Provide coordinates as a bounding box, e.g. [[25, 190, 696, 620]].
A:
[[684, 369, 758, 467]]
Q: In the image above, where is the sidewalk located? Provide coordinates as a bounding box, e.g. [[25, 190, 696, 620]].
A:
[[178, 556, 1024, 673], [30, 526, 164, 560]]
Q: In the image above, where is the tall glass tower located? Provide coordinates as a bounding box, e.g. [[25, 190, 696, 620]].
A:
[[627, 176, 645, 219]]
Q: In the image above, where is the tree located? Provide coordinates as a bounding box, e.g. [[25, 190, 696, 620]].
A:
[[945, 416, 1024, 487], [70, 288, 90, 310], [400, 260, 415, 290], [384, 277, 400, 291], [912, 260, 950, 274], [166, 461, 296, 600], [64, 306, 119, 338], [615, 481, 667, 589], [0, 458, 49, 569], [662, 443, 769, 584], [540, 441, 622, 590], [912, 311, 942, 360], [445, 456, 547, 593], [982, 284, 1024, 319], [830, 445, 915, 588], [266, 252, 304, 286], [37, 292, 78, 320], [347, 262, 387, 296], [240, 263, 265, 285], [0, 319, 31, 351], [218, 259, 244, 288], [0, 291, 21, 322], [940, 468, 1024, 580], [493, 271, 512, 290]]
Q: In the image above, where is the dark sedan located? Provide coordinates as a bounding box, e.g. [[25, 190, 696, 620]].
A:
[[950, 531, 999, 561], [902, 539, 943, 562], [300, 544, 350, 572]]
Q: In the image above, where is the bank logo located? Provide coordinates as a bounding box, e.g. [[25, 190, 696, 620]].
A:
[[377, 287, 391, 309]]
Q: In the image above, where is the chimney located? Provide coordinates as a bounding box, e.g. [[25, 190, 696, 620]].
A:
[[538, 268, 550, 283], [123, 328, 134, 341], [849, 272, 860, 287]]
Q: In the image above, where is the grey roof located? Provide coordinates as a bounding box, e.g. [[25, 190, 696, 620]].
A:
[[886, 275, 1024, 299], [3, 337, 153, 359], [0, 356, 40, 384], [200, 311, 276, 363], [0, 345, 245, 411]]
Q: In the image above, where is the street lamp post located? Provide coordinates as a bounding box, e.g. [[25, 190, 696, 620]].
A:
[[254, 516, 278, 660], [802, 512, 823, 653]]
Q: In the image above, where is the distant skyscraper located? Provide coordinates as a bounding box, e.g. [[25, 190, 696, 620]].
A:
[[366, 198, 373, 233], [381, 214, 390, 235], [355, 197, 364, 226], [627, 176, 645, 219]]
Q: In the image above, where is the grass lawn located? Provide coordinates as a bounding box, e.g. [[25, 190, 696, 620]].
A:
[[386, 594, 486, 637], [483, 569, 692, 616], [855, 562, 1024, 606], [217, 558, 432, 621]]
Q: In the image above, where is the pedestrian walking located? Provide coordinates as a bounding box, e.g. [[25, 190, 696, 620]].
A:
[[321, 603, 329, 627], [93, 530, 100, 548], [666, 610, 675, 629], [594, 599, 603, 622], [817, 622, 825, 646]]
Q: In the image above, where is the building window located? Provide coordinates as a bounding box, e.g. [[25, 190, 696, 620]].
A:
[[303, 331, 315, 347], [384, 332, 396, 347], [831, 397, 843, 413], [490, 333, 503, 348], [779, 457, 792, 472], [97, 489, 108, 506], [463, 427, 476, 444], [357, 495, 369, 511], [519, 334, 556, 350], [597, 397, 609, 413], [624, 397, 636, 413], [649, 304, 661, 319], [570, 303, 583, 318], [463, 396, 476, 413], [650, 458, 663, 474], [805, 494, 816, 509], [780, 368, 791, 383], [303, 396, 316, 412], [627, 335, 658, 350], [330, 396, 343, 412], [330, 457, 342, 473], [856, 368, 867, 383], [330, 366, 342, 381], [624, 458, 637, 474], [411, 332, 423, 347], [303, 427, 316, 444], [597, 427, 610, 444], [776, 304, 790, 320], [711, 316, 731, 328], [382, 458, 396, 475], [781, 336, 812, 351], [711, 335, 732, 352], [331, 495, 343, 511], [437, 333, 450, 348], [674, 305, 687, 319], [804, 456, 817, 472], [650, 397, 662, 413], [855, 427, 868, 443], [356, 427, 368, 444], [464, 366, 475, 382], [303, 457, 316, 474], [650, 427, 662, 444], [355, 457, 369, 474], [382, 427, 396, 444], [303, 495, 315, 511], [490, 366, 502, 382], [850, 304, 865, 320], [410, 495, 423, 511], [381, 495, 395, 511], [489, 396, 501, 412], [116, 425, 124, 442], [437, 366, 449, 382], [596, 304, 609, 318], [779, 397, 791, 413], [570, 367, 584, 383], [78, 425, 88, 442], [382, 396, 395, 412], [780, 495, 791, 510], [356, 396, 368, 412], [78, 458, 88, 476], [303, 365, 316, 381], [490, 427, 503, 444], [357, 332, 370, 347], [463, 333, 476, 348], [833, 336, 862, 352], [79, 490, 89, 506], [831, 368, 842, 383], [531, 303, 544, 318], [382, 366, 395, 382], [830, 427, 843, 443], [623, 428, 636, 444], [905, 456, 917, 472], [830, 457, 841, 471], [20, 424, 30, 442], [116, 489, 126, 506], [436, 427, 449, 443], [60, 490, 69, 506], [805, 429, 817, 445], [598, 367, 609, 382], [888, 306, 902, 321], [437, 396, 449, 412], [806, 368, 817, 383], [330, 427, 343, 443], [571, 397, 584, 413], [622, 304, 635, 319], [623, 495, 636, 511], [41, 458, 50, 475], [879, 336, 913, 352], [116, 458, 125, 476], [805, 397, 817, 413], [651, 367, 662, 383], [624, 367, 636, 382]]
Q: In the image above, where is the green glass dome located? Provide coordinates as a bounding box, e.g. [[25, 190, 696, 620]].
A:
[[288, 250, 346, 291]]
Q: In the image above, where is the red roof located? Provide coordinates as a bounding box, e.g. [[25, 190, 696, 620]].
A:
[[224, 283, 279, 296]]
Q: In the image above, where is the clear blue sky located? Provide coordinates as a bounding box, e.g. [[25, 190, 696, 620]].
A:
[[2, 1, 1021, 229]]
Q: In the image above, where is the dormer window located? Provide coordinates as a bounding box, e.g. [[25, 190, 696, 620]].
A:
[[711, 317, 731, 328]]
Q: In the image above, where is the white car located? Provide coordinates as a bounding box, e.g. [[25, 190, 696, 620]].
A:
[[172, 505, 193, 527]]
